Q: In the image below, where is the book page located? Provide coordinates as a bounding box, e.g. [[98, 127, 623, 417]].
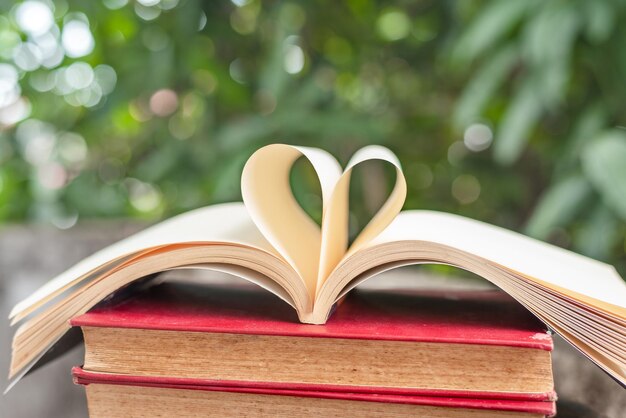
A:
[[10, 202, 272, 320], [242, 144, 343, 298], [317, 146, 407, 293], [241, 144, 408, 299], [168, 264, 296, 308], [369, 210, 626, 309]]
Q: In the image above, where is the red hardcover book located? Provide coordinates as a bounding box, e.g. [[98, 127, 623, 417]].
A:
[[73, 367, 556, 417], [70, 281, 555, 416]]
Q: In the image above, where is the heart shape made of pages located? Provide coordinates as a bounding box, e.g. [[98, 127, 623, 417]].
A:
[[241, 144, 406, 298]]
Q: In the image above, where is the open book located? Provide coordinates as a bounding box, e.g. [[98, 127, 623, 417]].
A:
[[8, 144, 626, 388]]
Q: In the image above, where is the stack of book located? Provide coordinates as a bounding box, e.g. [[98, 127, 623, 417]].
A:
[[70, 280, 556, 417], [9, 144, 625, 415]]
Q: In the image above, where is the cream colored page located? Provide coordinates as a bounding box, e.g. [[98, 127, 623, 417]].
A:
[[166, 264, 295, 308], [10, 202, 270, 319], [241, 144, 342, 298], [317, 146, 407, 291], [345, 146, 407, 252], [369, 210, 626, 308]]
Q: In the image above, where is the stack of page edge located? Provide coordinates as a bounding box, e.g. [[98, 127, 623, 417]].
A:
[[71, 281, 556, 417]]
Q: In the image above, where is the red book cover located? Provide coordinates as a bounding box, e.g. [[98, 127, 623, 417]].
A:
[[72, 282, 553, 349], [71, 282, 555, 407]]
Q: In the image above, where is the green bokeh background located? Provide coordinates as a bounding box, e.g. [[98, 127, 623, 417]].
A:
[[1, 0, 625, 276]]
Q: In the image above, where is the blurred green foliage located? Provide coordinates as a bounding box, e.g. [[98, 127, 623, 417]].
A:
[[0, 0, 625, 274]]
